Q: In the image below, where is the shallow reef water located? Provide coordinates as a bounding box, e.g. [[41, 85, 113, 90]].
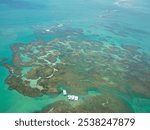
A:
[[0, 0, 150, 112]]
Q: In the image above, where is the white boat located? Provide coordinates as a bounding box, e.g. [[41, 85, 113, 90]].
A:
[[63, 90, 67, 96], [74, 96, 79, 101], [68, 95, 79, 101]]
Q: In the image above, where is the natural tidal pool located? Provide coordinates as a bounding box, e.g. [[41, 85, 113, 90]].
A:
[[0, 0, 150, 113]]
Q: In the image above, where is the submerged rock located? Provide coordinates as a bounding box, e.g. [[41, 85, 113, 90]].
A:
[[0, 58, 7, 63], [40, 92, 133, 113], [74, 93, 133, 113], [40, 100, 75, 113]]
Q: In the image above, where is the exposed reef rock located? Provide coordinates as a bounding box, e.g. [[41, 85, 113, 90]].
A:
[[6, 75, 42, 97], [4, 37, 150, 98]]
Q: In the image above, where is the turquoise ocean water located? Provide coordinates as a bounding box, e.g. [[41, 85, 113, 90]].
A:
[[0, 0, 150, 112]]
